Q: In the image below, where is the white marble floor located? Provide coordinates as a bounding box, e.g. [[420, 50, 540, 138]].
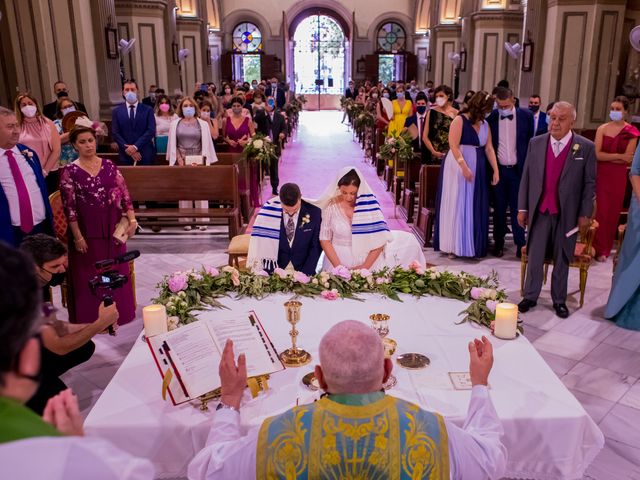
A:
[[58, 112, 639, 479]]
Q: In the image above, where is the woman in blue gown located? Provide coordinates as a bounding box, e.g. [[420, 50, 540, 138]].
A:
[[605, 144, 640, 330], [434, 91, 500, 258]]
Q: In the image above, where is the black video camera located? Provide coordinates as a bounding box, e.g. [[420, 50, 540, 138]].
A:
[[89, 250, 140, 335]]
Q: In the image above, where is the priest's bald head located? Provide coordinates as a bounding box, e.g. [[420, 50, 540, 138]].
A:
[[315, 320, 393, 394]]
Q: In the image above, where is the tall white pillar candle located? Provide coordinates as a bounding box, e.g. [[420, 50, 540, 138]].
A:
[[494, 303, 518, 339]]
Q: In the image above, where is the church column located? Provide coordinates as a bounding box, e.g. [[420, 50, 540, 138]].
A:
[[517, 0, 548, 101], [538, 0, 627, 129], [91, 0, 127, 118], [427, 0, 461, 92]]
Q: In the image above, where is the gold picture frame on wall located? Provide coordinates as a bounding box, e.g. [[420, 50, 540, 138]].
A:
[[105, 28, 118, 59], [522, 41, 534, 72]]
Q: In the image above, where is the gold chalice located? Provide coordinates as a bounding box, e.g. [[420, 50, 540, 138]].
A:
[[370, 314, 397, 389], [279, 300, 312, 367]]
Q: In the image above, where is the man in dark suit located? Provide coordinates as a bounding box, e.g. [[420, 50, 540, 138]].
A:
[[487, 87, 535, 258], [403, 92, 430, 164], [111, 79, 157, 166], [265, 78, 286, 109], [528, 94, 548, 136], [141, 84, 158, 108], [43, 81, 88, 120], [255, 97, 287, 195], [345, 81, 357, 100], [517, 101, 596, 318], [274, 183, 322, 276], [0, 107, 53, 247]]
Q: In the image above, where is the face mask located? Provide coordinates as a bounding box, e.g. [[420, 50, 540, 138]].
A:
[[21, 105, 37, 118], [610, 110, 624, 122], [498, 108, 512, 117], [159, 103, 170, 113], [396, 90, 404, 95], [382, 93, 390, 99], [48, 272, 67, 287], [267, 99, 275, 108], [200, 111, 210, 119], [411, 86, 417, 91], [149, 93, 156, 101], [371, 93, 378, 99], [529, 105, 540, 113], [61, 106, 76, 116], [182, 106, 195, 118], [271, 83, 277, 89], [124, 91, 137, 104], [435, 97, 446, 107], [56, 91, 69, 99], [417, 105, 427, 115], [225, 89, 231, 94], [232, 108, 242, 115]]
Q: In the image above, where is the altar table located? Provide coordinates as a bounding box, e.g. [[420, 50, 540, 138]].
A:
[[85, 294, 604, 479]]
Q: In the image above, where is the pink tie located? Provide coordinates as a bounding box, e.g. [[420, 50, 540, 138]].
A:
[[5, 150, 34, 233]]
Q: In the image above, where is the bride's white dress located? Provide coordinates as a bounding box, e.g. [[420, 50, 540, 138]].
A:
[[320, 202, 426, 271]]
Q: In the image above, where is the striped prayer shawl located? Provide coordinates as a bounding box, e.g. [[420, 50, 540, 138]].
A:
[[247, 198, 282, 271], [351, 193, 392, 260]]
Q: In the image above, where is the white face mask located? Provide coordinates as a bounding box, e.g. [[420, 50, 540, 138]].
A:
[[21, 105, 38, 118], [61, 106, 76, 116], [435, 97, 446, 107], [200, 111, 210, 120]]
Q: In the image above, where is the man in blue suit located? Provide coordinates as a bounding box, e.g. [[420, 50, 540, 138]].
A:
[[0, 107, 53, 247], [487, 87, 534, 257], [265, 78, 287, 110], [111, 79, 156, 166], [528, 94, 548, 136], [275, 183, 322, 275]]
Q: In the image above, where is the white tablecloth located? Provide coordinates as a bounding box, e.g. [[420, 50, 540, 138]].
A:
[[85, 294, 603, 479]]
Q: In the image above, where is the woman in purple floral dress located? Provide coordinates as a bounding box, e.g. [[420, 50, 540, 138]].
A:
[[60, 127, 137, 325]]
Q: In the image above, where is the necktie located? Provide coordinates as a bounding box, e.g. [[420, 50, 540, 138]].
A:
[[554, 141, 562, 156], [5, 150, 34, 233], [129, 105, 135, 124], [418, 116, 425, 146], [501, 114, 514, 120], [286, 216, 295, 243]]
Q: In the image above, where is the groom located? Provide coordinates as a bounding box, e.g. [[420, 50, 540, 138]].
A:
[[248, 183, 322, 275]]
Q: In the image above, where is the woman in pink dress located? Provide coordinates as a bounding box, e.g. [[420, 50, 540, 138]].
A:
[[60, 127, 137, 325], [223, 96, 258, 205], [593, 96, 639, 261]]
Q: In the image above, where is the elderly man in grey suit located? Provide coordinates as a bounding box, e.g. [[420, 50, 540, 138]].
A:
[[517, 101, 596, 318]]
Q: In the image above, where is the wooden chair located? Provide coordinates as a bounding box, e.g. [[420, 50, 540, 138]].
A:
[[227, 234, 250, 269], [520, 217, 599, 308]]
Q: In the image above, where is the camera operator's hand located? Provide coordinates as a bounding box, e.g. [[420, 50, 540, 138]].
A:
[[74, 237, 88, 254], [468, 336, 494, 387], [43, 389, 84, 436], [96, 301, 119, 333]]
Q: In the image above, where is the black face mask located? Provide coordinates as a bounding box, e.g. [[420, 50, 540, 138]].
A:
[[529, 105, 540, 113], [56, 91, 69, 99], [40, 267, 66, 287]]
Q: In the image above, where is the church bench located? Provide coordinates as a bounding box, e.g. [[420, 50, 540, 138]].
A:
[[413, 165, 441, 247], [118, 165, 243, 239]]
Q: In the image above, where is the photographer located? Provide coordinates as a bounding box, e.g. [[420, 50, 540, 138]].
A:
[[0, 242, 153, 479], [20, 234, 119, 414]]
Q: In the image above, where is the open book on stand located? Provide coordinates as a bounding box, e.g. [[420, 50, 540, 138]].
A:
[[147, 310, 284, 405]]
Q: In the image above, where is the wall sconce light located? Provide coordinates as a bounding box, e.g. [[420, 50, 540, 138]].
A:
[[521, 34, 534, 72], [459, 48, 467, 72]]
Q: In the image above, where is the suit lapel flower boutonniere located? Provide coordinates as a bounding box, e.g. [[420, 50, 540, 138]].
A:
[[20, 149, 34, 161], [572, 143, 580, 156], [299, 213, 311, 229]]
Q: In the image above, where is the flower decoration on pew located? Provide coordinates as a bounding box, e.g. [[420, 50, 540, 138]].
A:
[[242, 132, 279, 169], [378, 131, 414, 164], [153, 263, 509, 331]]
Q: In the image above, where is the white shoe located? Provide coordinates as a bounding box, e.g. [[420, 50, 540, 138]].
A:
[[183, 226, 192, 231], [198, 226, 208, 231]]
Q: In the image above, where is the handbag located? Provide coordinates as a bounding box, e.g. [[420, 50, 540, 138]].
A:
[[113, 217, 131, 244]]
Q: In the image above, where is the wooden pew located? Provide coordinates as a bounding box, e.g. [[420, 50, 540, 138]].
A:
[[413, 165, 441, 247], [399, 154, 422, 223], [215, 152, 253, 223], [119, 165, 243, 239]]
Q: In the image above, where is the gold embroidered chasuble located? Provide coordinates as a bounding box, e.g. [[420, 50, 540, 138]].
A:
[[256, 393, 450, 479]]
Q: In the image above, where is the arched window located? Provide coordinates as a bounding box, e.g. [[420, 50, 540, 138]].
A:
[[232, 22, 263, 53], [376, 22, 406, 53]]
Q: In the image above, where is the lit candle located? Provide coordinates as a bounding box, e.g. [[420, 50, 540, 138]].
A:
[[143, 305, 168, 337], [494, 303, 518, 339]]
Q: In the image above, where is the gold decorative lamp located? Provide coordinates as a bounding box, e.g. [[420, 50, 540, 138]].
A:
[[280, 300, 312, 367], [370, 313, 397, 389]]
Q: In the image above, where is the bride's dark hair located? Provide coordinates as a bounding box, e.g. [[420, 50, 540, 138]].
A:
[[337, 169, 361, 188]]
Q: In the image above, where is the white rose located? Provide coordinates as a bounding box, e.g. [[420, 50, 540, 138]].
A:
[[253, 139, 264, 149], [312, 278, 319, 285]]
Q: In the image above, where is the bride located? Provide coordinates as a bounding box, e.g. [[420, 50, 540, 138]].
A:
[[314, 167, 426, 271]]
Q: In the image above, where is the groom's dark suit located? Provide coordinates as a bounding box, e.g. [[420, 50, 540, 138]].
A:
[[277, 201, 322, 275]]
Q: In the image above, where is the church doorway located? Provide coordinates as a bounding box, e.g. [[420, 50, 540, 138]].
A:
[[292, 14, 347, 110]]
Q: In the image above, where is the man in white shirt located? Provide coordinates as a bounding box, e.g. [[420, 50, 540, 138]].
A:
[[188, 320, 507, 479], [0, 243, 154, 479], [0, 107, 53, 247]]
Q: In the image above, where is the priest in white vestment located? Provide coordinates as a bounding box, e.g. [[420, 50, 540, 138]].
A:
[[0, 243, 154, 480], [188, 320, 507, 479]]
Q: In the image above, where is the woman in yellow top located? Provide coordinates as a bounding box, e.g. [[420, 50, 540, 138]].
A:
[[387, 85, 413, 136]]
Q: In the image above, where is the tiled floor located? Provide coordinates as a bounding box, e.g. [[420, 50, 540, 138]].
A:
[[60, 111, 639, 479]]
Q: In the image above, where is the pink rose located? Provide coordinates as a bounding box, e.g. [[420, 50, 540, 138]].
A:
[[321, 289, 339, 300], [167, 273, 188, 293], [409, 260, 425, 275], [375, 277, 385, 285], [191, 273, 203, 281], [205, 266, 219, 277], [274, 268, 288, 279], [332, 265, 352, 281], [231, 270, 240, 287], [470, 287, 483, 300], [486, 300, 498, 313], [359, 268, 372, 278], [255, 270, 269, 277], [293, 271, 310, 284]]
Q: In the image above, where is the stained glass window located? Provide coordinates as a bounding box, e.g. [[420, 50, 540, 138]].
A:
[[377, 22, 406, 52], [232, 22, 263, 53]]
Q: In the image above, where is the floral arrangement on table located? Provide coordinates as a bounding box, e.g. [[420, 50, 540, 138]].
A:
[[378, 131, 414, 165], [242, 132, 279, 168], [153, 262, 510, 332]]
